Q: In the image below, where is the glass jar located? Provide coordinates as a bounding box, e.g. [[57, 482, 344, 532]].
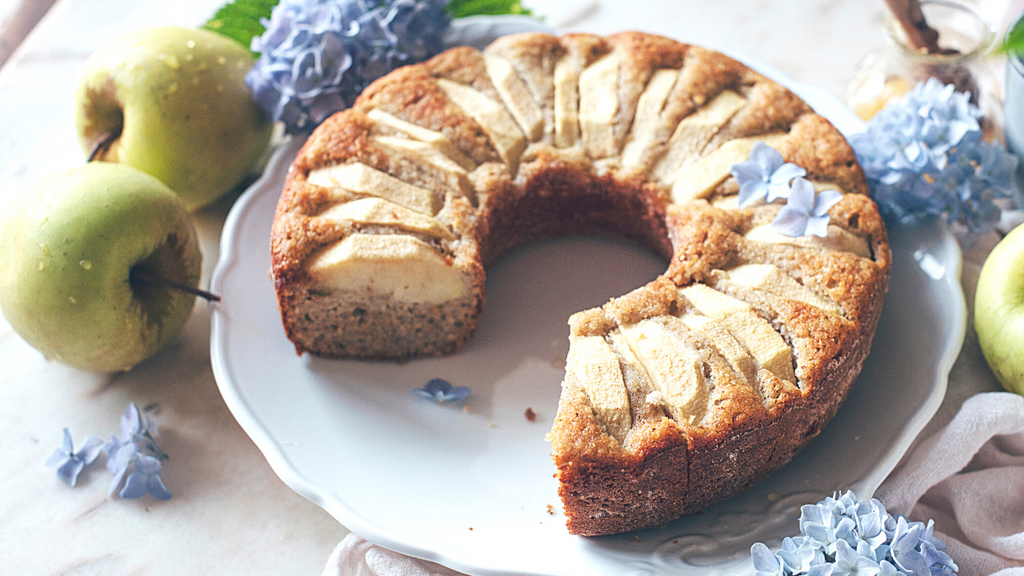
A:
[[847, 0, 999, 131], [1004, 13, 1024, 207]]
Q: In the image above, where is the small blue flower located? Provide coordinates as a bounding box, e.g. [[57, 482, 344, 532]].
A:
[[413, 378, 469, 404], [832, 539, 880, 576], [889, 517, 931, 576], [120, 454, 172, 500], [770, 178, 843, 237], [106, 440, 140, 496], [778, 537, 826, 575], [732, 142, 808, 207], [44, 428, 103, 487], [107, 402, 167, 462]]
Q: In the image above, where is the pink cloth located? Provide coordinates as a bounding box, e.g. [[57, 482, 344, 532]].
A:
[[875, 392, 1024, 576], [321, 533, 463, 576], [325, 392, 1024, 576]]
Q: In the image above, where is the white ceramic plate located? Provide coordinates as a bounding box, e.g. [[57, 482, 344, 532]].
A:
[[210, 44, 966, 576]]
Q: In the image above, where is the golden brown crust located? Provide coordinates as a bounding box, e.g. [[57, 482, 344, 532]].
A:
[[270, 32, 891, 535], [356, 65, 500, 164]]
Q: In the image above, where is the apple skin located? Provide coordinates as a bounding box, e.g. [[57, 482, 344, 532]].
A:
[[0, 162, 202, 372], [75, 27, 273, 210], [975, 223, 1024, 396]]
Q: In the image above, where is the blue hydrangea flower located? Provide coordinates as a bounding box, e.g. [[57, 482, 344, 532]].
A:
[[44, 428, 103, 487], [770, 178, 843, 237], [732, 142, 808, 207], [120, 454, 172, 500], [247, 0, 451, 134], [751, 491, 958, 576], [413, 378, 470, 404], [849, 77, 1018, 239]]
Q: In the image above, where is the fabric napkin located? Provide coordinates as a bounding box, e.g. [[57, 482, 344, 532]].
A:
[[874, 392, 1024, 576], [324, 392, 1024, 576], [321, 534, 462, 576]]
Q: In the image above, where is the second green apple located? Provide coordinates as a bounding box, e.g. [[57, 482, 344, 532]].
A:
[[75, 27, 273, 210]]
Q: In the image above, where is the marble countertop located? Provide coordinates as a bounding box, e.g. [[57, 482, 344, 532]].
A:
[[0, 0, 1012, 574]]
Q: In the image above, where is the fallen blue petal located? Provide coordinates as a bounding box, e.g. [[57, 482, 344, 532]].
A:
[[45, 428, 104, 487], [413, 378, 470, 404], [119, 454, 171, 500]]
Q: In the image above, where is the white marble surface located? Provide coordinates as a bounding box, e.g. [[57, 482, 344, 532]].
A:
[[0, 0, 1014, 574]]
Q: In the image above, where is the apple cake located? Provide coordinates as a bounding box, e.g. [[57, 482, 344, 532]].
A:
[[270, 31, 891, 536]]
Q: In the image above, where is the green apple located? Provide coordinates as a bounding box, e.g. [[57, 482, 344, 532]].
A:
[[75, 27, 273, 210], [0, 162, 202, 372], [976, 223, 1024, 396]]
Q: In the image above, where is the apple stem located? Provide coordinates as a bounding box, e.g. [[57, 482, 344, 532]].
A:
[[86, 129, 122, 162], [131, 269, 222, 302]]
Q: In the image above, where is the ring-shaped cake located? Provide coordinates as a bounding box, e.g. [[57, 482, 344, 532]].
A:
[[270, 31, 891, 536]]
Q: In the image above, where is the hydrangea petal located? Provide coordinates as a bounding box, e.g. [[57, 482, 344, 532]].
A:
[[787, 178, 816, 212], [751, 542, 783, 576], [413, 378, 470, 403], [731, 162, 766, 183], [809, 564, 836, 576], [813, 189, 843, 217], [770, 206, 810, 237], [750, 141, 784, 172], [119, 402, 142, 440], [60, 427, 74, 454], [767, 181, 794, 203], [771, 162, 807, 185], [738, 179, 770, 208], [147, 473, 173, 501], [107, 442, 139, 495], [77, 436, 104, 465], [135, 453, 163, 475], [805, 215, 831, 237], [120, 471, 149, 499], [56, 459, 86, 487], [768, 162, 808, 202], [44, 447, 67, 469]]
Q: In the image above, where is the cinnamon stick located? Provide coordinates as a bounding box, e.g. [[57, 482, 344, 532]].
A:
[[885, 0, 944, 53]]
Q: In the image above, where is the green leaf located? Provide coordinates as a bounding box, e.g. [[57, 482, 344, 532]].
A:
[[1003, 17, 1024, 56], [446, 0, 535, 19], [201, 0, 279, 54]]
